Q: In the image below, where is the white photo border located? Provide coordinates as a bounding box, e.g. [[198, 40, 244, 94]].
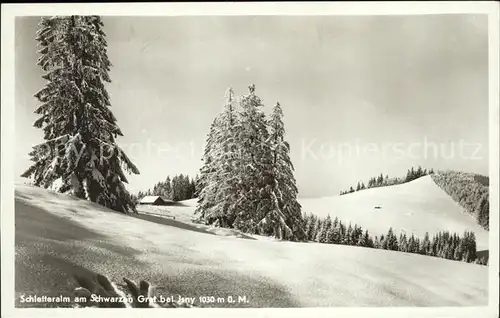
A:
[[1, 2, 498, 318]]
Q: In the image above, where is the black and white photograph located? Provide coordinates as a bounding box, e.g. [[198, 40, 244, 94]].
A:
[[1, 2, 499, 317]]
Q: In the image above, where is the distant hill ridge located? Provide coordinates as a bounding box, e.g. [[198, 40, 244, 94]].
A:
[[337, 168, 489, 232], [300, 174, 489, 251], [14, 183, 489, 307], [339, 165, 434, 196], [431, 171, 489, 231]]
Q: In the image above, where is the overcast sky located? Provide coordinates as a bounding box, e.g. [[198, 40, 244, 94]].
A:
[[15, 15, 489, 197]]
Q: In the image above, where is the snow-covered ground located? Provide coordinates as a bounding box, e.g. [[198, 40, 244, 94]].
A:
[[136, 200, 258, 240], [300, 176, 489, 251], [14, 184, 488, 308]]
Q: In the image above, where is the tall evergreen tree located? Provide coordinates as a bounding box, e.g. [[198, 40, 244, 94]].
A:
[[196, 88, 240, 226], [195, 116, 223, 218], [202, 88, 242, 227], [358, 229, 372, 247], [221, 85, 272, 233], [462, 231, 477, 263], [407, 234, 416, 253], [22, 16, 139, 213], [312, 217, 322, 242], [430, 234, 438, 256], [399, 233, 408, 252], [304, 214, 317, 241], [196, 86, 304, 241], [189, 177, 197, 198], [178, 174, 189, 201], [265, 101, 305, 240], [420, 232, 431, 255], [385, 227, 398, 251], [327, 216, 341, 244], [454, 237, 464, 261], [338, 221, 347, 244], [224, 86, 294, 240], [315, 215, 332, 243]]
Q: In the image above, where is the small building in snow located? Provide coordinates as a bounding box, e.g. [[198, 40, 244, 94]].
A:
[[139, 195, 175, 206]]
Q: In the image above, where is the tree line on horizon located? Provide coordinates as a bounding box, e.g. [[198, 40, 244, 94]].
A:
[[431, 171, 489, 231], [303, 213, 486, 265], [136, 174, 198, 202], [195, 85, 305, 241], [21, 16, 139, 213], [339, 166, 435, 195]]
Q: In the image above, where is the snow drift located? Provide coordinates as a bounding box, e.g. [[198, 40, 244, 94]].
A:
[[15, 183, 488, 308]]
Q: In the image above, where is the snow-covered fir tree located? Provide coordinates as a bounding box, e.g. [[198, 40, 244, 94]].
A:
[[421, 232, 432, 255], [312, 218, 323, 242], [345, 223, 354, 245], [164, 176, 172, 199], [399, 233, 408, 252], [196, 88, 241, 227], [227, 85, 276, 234], [196, 85, 305, 241], [389, 228, 399, 250], [236, 86, 305, 240], [325, 217, 337, 244], [362, 230, 373, 248], [328, 216, 341, 244], [315, 214, 332, 243], [21, 16, 139, 213], [261, 101, 305, 240], [195, 116, 223, 218]]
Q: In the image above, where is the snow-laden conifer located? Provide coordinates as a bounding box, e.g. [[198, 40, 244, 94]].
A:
[[265, 101, 306, 240], [196, 88, 241, 227], [195, 115, 222, 219], [22, 16, 139, 213], [196, 85, 306, 241]]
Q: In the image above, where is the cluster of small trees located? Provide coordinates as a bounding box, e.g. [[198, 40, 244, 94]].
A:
[[340, 166, 434, 195], [405, 166, 434, 182], [137, 174, 198, 202], [196, 85, 305, 241], [302, 213, 484, 265], [304, 213, 375, 247], [389, 230, 480, 264], [431, 171, 489, 231], [21, 16, 139, 213]]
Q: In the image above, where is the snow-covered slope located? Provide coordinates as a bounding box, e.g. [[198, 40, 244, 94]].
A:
[[299, 176, 489, 251], [14, 184, 488, 308]]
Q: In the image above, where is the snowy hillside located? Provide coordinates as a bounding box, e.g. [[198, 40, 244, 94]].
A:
[[15, 184, 488, 308], [299, 175, 489, 251]]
